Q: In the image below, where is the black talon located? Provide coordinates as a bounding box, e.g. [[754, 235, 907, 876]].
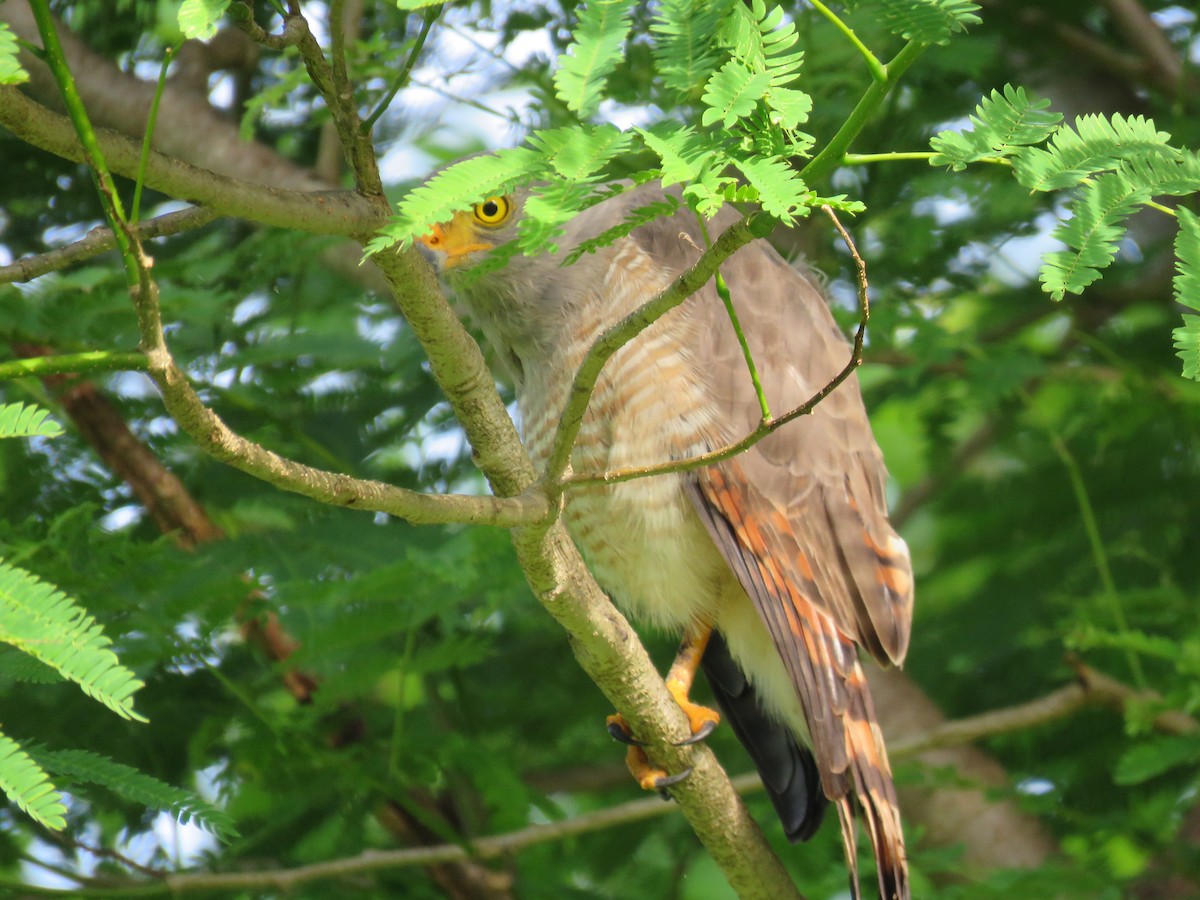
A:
[[607, 720, 645, 746], [674, 719, 718, 746], [654, 768, 693, 792]]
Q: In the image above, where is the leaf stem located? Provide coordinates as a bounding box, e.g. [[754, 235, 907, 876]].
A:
[[800, 39, 927, 187], [806, 0, 885, 82], [1046, 430, 1147, 688], [696, 215, 770, 420], [842, 151, 937, 165], [27, 0, 138, 284], [361, 5, 441, 134], [0, 352, 148, 381], [132, 45, 178, 224]]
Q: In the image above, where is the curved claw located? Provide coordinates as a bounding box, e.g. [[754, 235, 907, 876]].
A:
[[606, 714, 645, 746], [674, 717, 718, 746], [653, 767, 693, 791]]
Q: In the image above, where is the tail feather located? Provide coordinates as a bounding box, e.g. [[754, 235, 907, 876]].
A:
[[701, 630, 828, 842], [843, 663, 909, 900]]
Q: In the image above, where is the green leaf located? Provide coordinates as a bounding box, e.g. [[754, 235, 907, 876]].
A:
[[732, 155, 811, 222], [34, 748, 239, 842], [366, 148, 547, 255], [0, 560, 147, 723], [930, 84, 1061, 170], [0, 22, 29, 85], [701, 59, 771, 128], [552, 0, 637, 118], [1040, 170, 1148, 299], [1172, 208, 1200, 380], [177, 0, 230, 41], [563, 196, 682, 265], [765, 86, 812, 132], [637, 122, 715, 187], [0, 403, 64, 439], [651, 0, 731, 97], [394, 0, 445, 8], [0, 732, 66, 831], [1014, 113, 1179, 192], [862, 0, 982, 45], [721, 0, 804, 86], [515, 181, 597, 255], [1114, 733, 1200, 785], [527, 124, 633, 181]]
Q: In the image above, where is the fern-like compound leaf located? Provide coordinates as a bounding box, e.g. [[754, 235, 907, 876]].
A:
[[651, 0, 731, 98], [1040, 171, 1148, 299], [35, 747, 239, 842], [366, 148, 547, 255], [1014, 113, 1179, 192], [0, 560, 146, 722], [861, 0, 982, 45], [701, 59, 772, 128], [1172, 208, 1200, 380], [0, 732, 66, 831], [930, 84, 1061, 170], [0, 402, 64, 439], [552, 0, 638, 118]]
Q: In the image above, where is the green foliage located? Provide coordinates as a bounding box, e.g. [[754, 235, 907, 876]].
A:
[[1114, 734, 1200, 786], [929, 85, 1062, 169], [371, 0, 828, 256], [650, 0, 730, 97], [701, 59, 772, 128], [552, 0, 638, 118], [0, 21, 28, 85], [33, 747, 239, 841], [6, 0, 1200, 896], [1173, 208, 1200, 379], [177, 0, 230, 41], [859, 0, 982, 45], [932, 85, 1200, 308], [0, 733, 66, 832], [0, 402, 63, 438], [0, 560, 146, 721], [1013, 114, 1179, 192]]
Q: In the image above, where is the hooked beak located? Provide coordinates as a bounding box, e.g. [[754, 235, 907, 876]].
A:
[[417, 214, 492, 270]]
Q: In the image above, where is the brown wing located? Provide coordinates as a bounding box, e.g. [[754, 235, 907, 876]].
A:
[[691, 463, 907, 900], [630, 187, 913, 899]]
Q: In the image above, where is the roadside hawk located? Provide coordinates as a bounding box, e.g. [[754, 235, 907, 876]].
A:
[[419, 180, 913, 900]]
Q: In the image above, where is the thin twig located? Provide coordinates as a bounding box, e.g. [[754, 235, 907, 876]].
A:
[[564, 205, 869, 489], [0, 206, 220, 284], [361, 5, 441, 134], [544, 212, 774, 486]]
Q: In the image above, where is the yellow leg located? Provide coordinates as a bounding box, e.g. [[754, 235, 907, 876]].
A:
[[606, 626, 721, 790], [665, 627, 721, 743]]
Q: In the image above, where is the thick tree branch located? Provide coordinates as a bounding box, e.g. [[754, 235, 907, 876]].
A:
[[0, 86, 381, 239]]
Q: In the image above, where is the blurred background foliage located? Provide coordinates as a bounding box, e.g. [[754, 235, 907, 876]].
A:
[[0, 0, 1198, 897]]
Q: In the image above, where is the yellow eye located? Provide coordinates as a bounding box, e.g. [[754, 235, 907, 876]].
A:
[[473, 196, 511, 226]]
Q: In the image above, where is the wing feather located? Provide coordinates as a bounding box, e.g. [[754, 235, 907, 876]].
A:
[[615, 182, 913, 898]]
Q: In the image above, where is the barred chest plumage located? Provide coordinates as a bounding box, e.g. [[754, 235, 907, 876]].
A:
[[515, 240, 729, 631]]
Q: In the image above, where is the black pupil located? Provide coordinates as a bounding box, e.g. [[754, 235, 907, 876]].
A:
[[482, 200, 499, 217]]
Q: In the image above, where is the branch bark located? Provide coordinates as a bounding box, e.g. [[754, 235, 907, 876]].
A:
[[6, 661, 1184, 897]]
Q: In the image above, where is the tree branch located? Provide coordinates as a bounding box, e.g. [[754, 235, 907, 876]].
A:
[[9, 660, 1186, 897], [0, 86, 381, 239], [0, 206, 220, 284]]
